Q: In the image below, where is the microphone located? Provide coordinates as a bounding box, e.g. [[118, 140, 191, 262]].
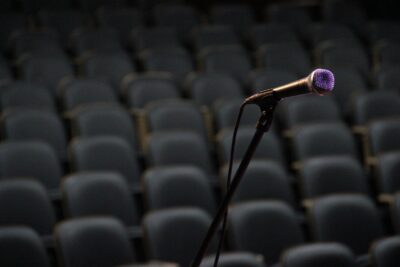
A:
[[245, 68, 335, 104]]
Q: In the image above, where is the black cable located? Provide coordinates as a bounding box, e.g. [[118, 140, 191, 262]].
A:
[[212, 102, 246, 267]]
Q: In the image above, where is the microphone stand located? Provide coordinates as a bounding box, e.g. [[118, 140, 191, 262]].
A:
[[190, 96, 279, 267]]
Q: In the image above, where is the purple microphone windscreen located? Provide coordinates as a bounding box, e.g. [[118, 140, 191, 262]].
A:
[[312, 68, 335, 92]]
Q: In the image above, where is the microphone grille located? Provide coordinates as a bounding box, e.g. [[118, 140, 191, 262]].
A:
[[312, 68, 335, 92]]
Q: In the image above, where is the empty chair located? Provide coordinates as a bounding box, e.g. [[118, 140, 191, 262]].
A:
[[0, 142, 62, 191], [71, 105, 137, 148], [140, 48, 194, 83], [210, 4, 255, 34], [0, 227, 50, 267], [281, 95, 342, 130], [201, 252, 265, 267], [0, 13, 27, 51], [0, 82, 55, 112], [370, 21, 400, 44], [375, 152, 400, 195], [2, 109, 68, 160], [228, 201, 304, 265], [220, 160, 295, 205], [70, 136, 141, 191], [368, 119, 400, 156], [218, 127, 285, 165], [143, 166, 216, 214], [375, 42, 400, 69], [10, 29, 64, 58], [330, 67, 368, 115], [144, 100, 208, 140], [299, 156, 369, 199], [143, 208, 216, 266], [248, 23, 299, 50], [37, 9, 87, 45], [249, 69, 299, 93], [317, 42, 370, 78], [130, 27, 182, 52], [191, 25, 241, 51], [153, 3, 200, 37], [186, 73, 243, 107], [82, 51, 136, 91], [308, 194, 384, 255], [124, 74, 180, 109], [281, 243, 356, 267], [199, 46, 252, 83], [322, 0, 368, 37], [292, 123, 358, 164], [376, 66, 400, 91], [257, 43, 311, 76], [19, 54, 74, 95], [55, 217, 136, 267], [146, 131, 214, 174], [370, 236, 400, 267], [353, 91, 400, 126], [62, 79, 118, 111], [97, 7, 143, 46], [309, 22, 359, 48], [0, 179, 56, 236], [62, 172, 139, 226], [213, 99, 260, 130], [71, 28, 123, 56]]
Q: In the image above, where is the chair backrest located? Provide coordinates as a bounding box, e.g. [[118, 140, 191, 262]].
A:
[[71, 105, 137, 149], [220, 160, 295, 206], [300, 156, 369, 199], [131, 27, 181, 51], [55, 217, 135, 267], [0, 141, 62, 190], [370, 236, 400, 267], [210, 4, 255, 33], [282, 95, 341, 130], [20, 54, 74, 95], [0, 179, 56, 235], [83, 52, 136, 90], [140, 48, 194, 82], [2, 109, 68, 160], [228, 201, 304, 265], [0, 226, 50, 267], [200, 46, 252, 83], [213, 98, 260, 130], [147, 131, 214, 174], [292, 123, 358, 163], [143, 166, 216, 214], [200, 252, 265, 267], [70, 136, 141, 190], [145, 100, 208, 140], [62, 172, 139, 226], [218, 127, 285, 165], [376, 152, 400, 194], [0, 81, 55, 112], [353, 91, 400, 126], [143, 208, 217, 267], [281, 243, 356, 267], [191, 25, 241, 51], [62, 79, 117, 111], [125, 75, 180, 109], [187, 73, 243, 107], [368, 119, 400, 156], [308, 194, 384, 255]]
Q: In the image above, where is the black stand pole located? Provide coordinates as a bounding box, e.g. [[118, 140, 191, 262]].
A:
[[190, 98, 278, 267]]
